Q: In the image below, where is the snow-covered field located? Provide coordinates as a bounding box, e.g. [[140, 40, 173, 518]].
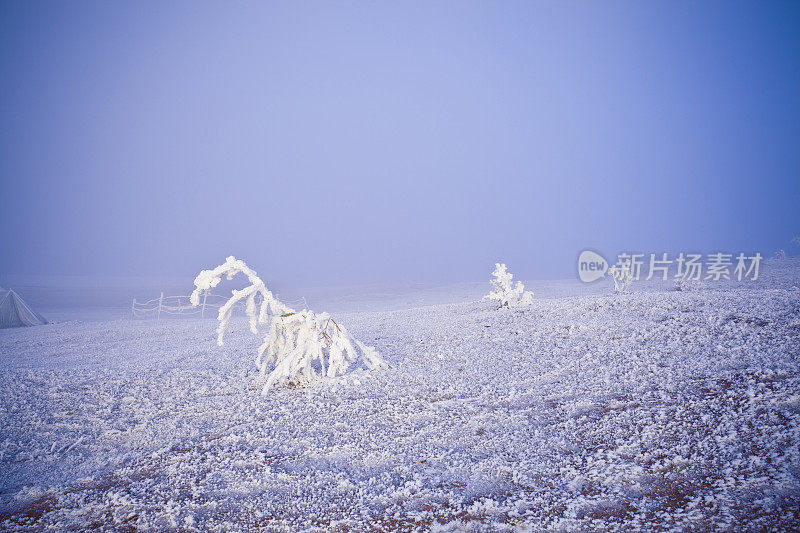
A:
[[1, 260, 798, 531]]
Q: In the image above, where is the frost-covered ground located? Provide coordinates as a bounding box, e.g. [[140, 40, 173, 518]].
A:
[[1, 260, 798, 531]]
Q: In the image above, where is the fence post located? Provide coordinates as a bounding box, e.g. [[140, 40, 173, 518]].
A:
[[131, 298, 136, 319], [201, 292, 207, 318], [157, 291, 164, 320]]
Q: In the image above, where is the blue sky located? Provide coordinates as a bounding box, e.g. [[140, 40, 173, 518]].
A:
[[1, 1, 798, 285]]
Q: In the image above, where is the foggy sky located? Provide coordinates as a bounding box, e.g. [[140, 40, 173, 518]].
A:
[[1, 1, 798, 286]]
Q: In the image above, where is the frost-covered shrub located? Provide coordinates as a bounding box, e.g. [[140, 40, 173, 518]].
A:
[[608, 262, 634, 293], [772, 249, 787, 260], [191, 256, 386, 393], [674, 275, 703, 292], [484, 263, 533, 309]]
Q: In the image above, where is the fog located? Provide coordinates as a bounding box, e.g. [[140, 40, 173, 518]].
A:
[[1, 1, 798, 288]]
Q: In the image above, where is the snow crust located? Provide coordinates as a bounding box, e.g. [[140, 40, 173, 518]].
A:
[[0, 258, 798, 530]]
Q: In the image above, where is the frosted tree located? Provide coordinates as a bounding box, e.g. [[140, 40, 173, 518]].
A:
[[608, 261, 634, 293], [772, 249, 787, 260], [191, 256, 387, 394], [484, 263, 534, 309]]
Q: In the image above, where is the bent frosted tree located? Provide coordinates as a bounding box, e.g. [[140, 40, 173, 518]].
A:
[[191, 256, 386, 393]]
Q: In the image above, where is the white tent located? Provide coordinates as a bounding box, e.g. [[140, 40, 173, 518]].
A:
[[0, 288, 47, 328]]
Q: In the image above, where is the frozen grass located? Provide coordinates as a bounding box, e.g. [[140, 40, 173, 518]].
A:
[[0, 259, 798, 531]]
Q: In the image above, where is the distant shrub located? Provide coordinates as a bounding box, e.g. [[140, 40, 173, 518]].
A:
[[608, 262, 634, 293]]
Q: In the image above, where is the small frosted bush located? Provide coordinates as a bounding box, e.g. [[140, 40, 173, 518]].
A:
[[608, 262, 634, 294], [484, 263, 533, 309]]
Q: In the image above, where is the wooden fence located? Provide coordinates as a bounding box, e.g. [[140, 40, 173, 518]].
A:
[[131, 293, 307, 319]]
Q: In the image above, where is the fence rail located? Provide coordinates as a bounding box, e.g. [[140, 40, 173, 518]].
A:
[[131, 292, 307, 319]]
